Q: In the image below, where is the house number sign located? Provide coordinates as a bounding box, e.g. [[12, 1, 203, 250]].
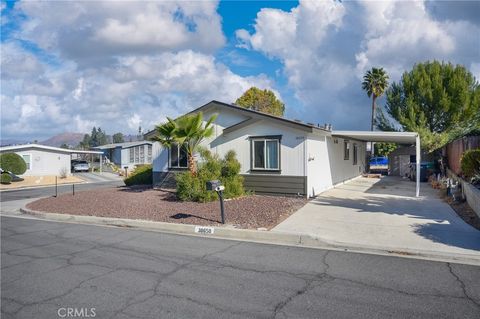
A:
[[194, 226, 215, 235]]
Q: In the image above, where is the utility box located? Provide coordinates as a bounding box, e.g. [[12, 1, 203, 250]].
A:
[[206, 180, 221, 191]]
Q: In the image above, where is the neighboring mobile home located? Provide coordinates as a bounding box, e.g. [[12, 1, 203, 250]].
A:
[[144, 100, 368, 198], [94, 141, 153, 170], [0, 144, 102, 176]]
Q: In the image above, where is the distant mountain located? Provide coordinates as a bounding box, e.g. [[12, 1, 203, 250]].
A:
[[0, 138, 29, 147], [41, 132, 85, 147]]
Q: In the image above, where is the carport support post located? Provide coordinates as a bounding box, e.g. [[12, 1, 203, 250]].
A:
[[100, 154, 102, 173], [416, 134, 421, 197]]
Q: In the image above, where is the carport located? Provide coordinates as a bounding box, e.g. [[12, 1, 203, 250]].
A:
[[69, 149, 104, 173], [332, 131, 421, 197]]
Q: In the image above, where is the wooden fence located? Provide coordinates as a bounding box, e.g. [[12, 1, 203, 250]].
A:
[[443, 136, 480, 175]]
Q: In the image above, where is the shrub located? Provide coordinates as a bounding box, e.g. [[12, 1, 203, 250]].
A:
[[124, 165, 152, 186], [176, 150, 244, 202], [0, 153, 27, 175], [461, 149, 480, 180], [59, 167, 68, 179], [1, 173, 12, 184]]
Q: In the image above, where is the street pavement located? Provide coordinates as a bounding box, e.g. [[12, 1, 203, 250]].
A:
[[2, 216, 479, 319], [0, 179, 124, 202]]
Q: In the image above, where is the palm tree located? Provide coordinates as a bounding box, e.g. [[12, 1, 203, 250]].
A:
[[362, 67, 389, 131], [151, 120, 177, 148], [152, 112, 217, 175]]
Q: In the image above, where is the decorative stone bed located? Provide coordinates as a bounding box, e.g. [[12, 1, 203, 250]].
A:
[[26, 186, 308, 230]]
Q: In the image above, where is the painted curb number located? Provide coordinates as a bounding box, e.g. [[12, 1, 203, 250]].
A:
[[194, 226, 215, 235]]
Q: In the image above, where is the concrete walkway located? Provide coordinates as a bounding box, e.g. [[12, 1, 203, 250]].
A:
[[274, 177, 480, 258]]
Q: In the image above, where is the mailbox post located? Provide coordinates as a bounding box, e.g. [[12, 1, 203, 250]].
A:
[[206, 180, 226, 224]]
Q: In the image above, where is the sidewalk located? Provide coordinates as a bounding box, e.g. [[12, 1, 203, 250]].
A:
[[0, 175, 85, 190]]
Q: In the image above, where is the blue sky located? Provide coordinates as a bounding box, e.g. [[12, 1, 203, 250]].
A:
[[1, 0, 479, 141]]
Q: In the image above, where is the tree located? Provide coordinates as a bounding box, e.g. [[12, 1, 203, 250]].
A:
[[377, 61, 480, 152], [60, 143, 70, 149], [374, 143, 397, 157], [151, 112, 217, 175], [235, 87, 285, 117], [362, 67, 389, 131], [112, 133, 124, 143], [79, 134, 91, 149], [89, 127, 108, 147], [0, 153, 27, 175]]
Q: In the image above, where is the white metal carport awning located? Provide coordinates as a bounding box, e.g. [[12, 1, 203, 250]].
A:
[[332, 131, 421, 197]]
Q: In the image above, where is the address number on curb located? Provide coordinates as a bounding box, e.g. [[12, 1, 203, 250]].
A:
[[194, 226, 215, 235]]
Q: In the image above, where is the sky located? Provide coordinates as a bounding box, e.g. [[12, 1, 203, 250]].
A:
[[1, 0, 479, 141]]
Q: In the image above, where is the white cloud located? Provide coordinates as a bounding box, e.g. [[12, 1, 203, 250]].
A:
[[236, 0, 479, 129], [15, 1, 225, 64], [1, 1, 275, 141]]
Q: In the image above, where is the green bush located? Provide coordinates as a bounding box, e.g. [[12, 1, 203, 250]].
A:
[[1, 173, 12, 184], [461, 149, 480, 179], [176, 149, 244, 202], [0, 153, 27, 175], [124, 165, 152, 186]]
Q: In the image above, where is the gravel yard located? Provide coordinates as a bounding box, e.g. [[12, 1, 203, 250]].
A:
[[26, 186, 308, 229]]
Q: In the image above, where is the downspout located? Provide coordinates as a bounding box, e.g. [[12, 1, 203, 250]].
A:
[[303, 136, 308, 198], [416, 134, 421, 197]]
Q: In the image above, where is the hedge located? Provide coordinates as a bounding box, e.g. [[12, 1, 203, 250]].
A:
[[461, 149, 480, 179], [124, 165, 152, 186], [1, 173, 12, 184], [0, 153, 27, 175]]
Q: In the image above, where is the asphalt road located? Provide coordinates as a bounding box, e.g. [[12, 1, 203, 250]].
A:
[[2, 216, 479, 319], [0, 180, 124, 202]]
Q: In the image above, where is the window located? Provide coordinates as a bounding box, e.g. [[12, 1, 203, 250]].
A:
[[344, 140, 350, 160], [22, 154, 31, 170], [139, 145, 145, 163], [129, 148, 134, 163], [252, 137, 280, 170], [353, 143, 358, 165], [147, 145, 152, 162], [170, 144, 188, 168], [134, 146, 139, 163]]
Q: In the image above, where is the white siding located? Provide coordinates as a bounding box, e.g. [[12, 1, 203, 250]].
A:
[[203, 108, 307, 176], [326, 136, 366, 186], [306, 136, 333, 197], [152, 108, 308, 176], [2, 148, 71, 176], [152, 142, 169, 172]]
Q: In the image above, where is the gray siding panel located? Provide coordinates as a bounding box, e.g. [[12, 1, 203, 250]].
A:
[[242, 174, 306, 195]]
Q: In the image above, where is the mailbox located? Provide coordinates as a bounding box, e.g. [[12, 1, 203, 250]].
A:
[[206, 180, 221, 191]]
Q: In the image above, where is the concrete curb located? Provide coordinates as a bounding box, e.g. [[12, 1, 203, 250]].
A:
[[19, 207, 480, 266]]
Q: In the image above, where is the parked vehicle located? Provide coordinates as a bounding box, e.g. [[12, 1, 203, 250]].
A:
[[72, 160, 90, 172], [369, 156, 388, 174]]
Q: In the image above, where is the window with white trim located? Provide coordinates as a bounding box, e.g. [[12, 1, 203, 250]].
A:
[[344, 140, 350, 160], [22, 154, 31, 170], [252, 138, 280, 170], [170, 144, 188, 168], [147, 145, 152, 162]]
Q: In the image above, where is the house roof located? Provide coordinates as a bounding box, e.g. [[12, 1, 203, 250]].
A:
[[94, 141, 153, 150], [332, 131, 418, 144], [144, 100, 330, 139], [0, 143, 103, 155]]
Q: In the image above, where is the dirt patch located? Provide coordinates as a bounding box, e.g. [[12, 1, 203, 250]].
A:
[[445, 198, 480, 231], [435, 184, 480, 231], [26, 186, 308, 230]]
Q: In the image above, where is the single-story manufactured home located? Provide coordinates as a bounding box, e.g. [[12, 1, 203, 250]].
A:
[[0, 144, 102, 176], [144, 100, 422, 198], [94, 141, 153, 170]]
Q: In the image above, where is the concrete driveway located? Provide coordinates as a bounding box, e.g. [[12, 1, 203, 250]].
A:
[[274, 177, 480, 260]]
